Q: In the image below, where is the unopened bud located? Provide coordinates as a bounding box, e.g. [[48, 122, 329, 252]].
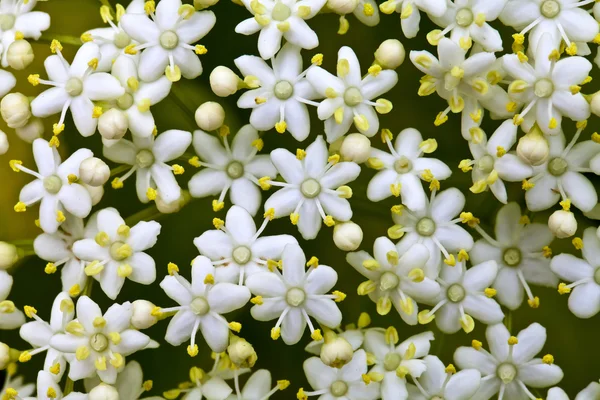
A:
[[339, 133, 371, 163], [98, 109, 128, 140], [79, 157, 110, 187], [517, 125, 549, 166], [1, 92, 31, 128], [548, 210, 577, 239], [89, 384, 119, 400], [15, 117, 44, 143], [195, 101, 225, 131], [83, 183, 104, 206], [0, 342, 9, 369], [210, 66, 240, 97], [0, 242, 19, 270], [0, 130, 7, 155], [333, 221, 363, 251], [320, 331, 353, 368], [156, 190, 190, 214], [7, 40, 34, 70], [227, 335, 257, 368], [374, 39, 405, 69], [327, 0, 358, 14], [131, 300, 158, 329], [194, 0, 219, 9]]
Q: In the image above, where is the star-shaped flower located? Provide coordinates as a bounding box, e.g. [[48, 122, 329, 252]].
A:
[[0, 0, 50, 66], [378, 0, 447, 38]]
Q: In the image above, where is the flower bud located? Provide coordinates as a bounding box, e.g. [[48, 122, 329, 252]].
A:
[[327, 0, 358, 14], [0, 242, 19, 270], [194, 0, 219, 9], [195, 101, 225, 131], [156, 191, 190, 214], [131, 300, 158, 329], [548, 210, 577, 239], [15, 117, 44, 143], [89, 384, 119, 400], [7, 40, 34, 70], [339, 133, 371, 163], [0, 342, 10, 369], [83, 183, 104, 206], [210, 66, 240, 97], [98, 109, 128, 140], [1, 92, 31, 128], [79, 157, 110, 187], [227, 335, 257, 369], [517, 125, 549, 166], [0, 130, 7, 155], [374, 39, 405, 69], [333, 221, 363, 251], [320, 331, 353, 368], [591, 92, 600, 117]]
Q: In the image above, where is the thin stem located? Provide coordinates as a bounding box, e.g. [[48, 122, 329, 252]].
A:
[[434, 332, 445, 355], [83, 279, 94, 297], [63, 378, 74, 395], [39, 33, 82, 47], [125, 206, 163, 226], [110, 164, 131, 177], [505, 311, 512, 332]]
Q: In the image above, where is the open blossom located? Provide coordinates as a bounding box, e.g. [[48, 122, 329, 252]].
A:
[[307, 46, 398, 142], [1, 373, 34, 400], [547, 383, 600, 400], [30, 42, 125, 137], [84, 361, 160, 400], [194, 205, 297, 285], [377, 0, 446, 38], [0, 0, 50, 66], [227, 369, 289, 400], [0, 270, 25, 329], [120, 0, 216, 82], [24, 371, 87, 400], [12, 138, 93, 234]]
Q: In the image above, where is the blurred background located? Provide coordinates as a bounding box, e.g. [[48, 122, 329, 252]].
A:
[[2, 0, 600, 398]]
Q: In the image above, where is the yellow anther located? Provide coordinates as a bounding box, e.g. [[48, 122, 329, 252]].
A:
[[396, 365, 409, 378], [143, 381, 153, 392], [337, 186, 352, 199], [213, 218, 225, 229], [192, 44, 207, 55], [258, 176, 271, 190], [387, 224, 405, 240], [204, 273, 215, 285], [570, 85, 581, 95], [367, 157, 384, 170], [13, 31, 24, 40], [517, 51, 528, 63], [363, 2, 374, 15], [487, 70, 502, 85], [583, 76, 593, 84], [357, 280, 376, 295], [566, 42, 577, 56], [9, 159, 23, 172], [548, 117, 558, 130], [474, 12, 485, 26], [496, 146, 506, 158], [449, 95, 464, 113], [377, 296, 392, 315], [24, 306, 37, 318], [486, 170, 499, 185], [307, 256, 319, 268], [150, 307, 162, 317], [333, 107, 344, 124], [68, 284, 82, 297], [459, 36, 472, 50], [75, 346, 90, 361], [178, 4, 195, 19], [444, 254, 456, 266], [163, 390, 181, 400], [297, 388, 308, 400], [358, 312, 371, 328], [469, 180, 487, 194], [509, 80, 529, 94], [325, 87, 338, 99], [519, 215, 530, 225], [399, 297, 413, 315], [421, 169, 434, 182], [251, 295, 263, 305], [445, 364, 457, 374], [324, 215, 336, 227], [165, 65, 182, 82], [368, 65, 382, 76], [576, 120, 588, 130], [250, 0, 266, 13], [362, 259, 380, 271], [354, 114, 369, 131], [558, 282, 571, 294], [560, 198, 571, 211], [542, 246, 552, 258], [100, 5, 113, 22], [460, 314, 475, 333], [108, 332, 121, 345], [419, 139, 437, 153], [110, 353, 124, 368], [460, 212, 479, 227], [276, 21, 290, 32], [251, 138, 264, 151], [254, 14, 270, 26], [124, 44, 138, 55], [391, 205, 404, 216], [434, 112, 448, 126], [49, 363, 60, 375], [386, 250, 399, 265], [296, 149, 306, 160], [271, 327, 281, 340], [375, 99, 393, 114], [27, 74, 39, 86], [168, 262, 179, 275], [46, 387, 57, 399], [426, 29, 442, 45], [0, 300, 15, 313], [385, 326, 399, 345], [95, 231, 110, 247], [290, 213, 300, 225], [418, 309, 435, 324], [528, 296, 540, 308], [111, 178, 124, 189], [573, 237, 583, 250], [95, 356, 107, 371], [311, 329, 322, 341], [522, 179, 535, 190], [50, 39, 63, 53], [458, 249, 469, 262], [333, 291, 346, 302], [408, 268, 424, 282], [469, 126, 484, 143], [311, 53, 323, 66], [137, 98, 151, 113], [13, 202, 25, 213], [507, 336, 518, 345], [228, 321, 241, 332], [263, 208, 275, 221], [144, 0, 155, 14], [45, 263, 57, 274], [93, 317, 106, 328], [56, 211, 66, 223], [418, 80, 437, 96], [542, 354, 554, 365], [18, 351, 31, 363], [297, 5, 311, 17], [400, 2, 412, 18], [117, 264, 132, 278], [87, 58, 99, 71], [512, 33, 525, 45], [390, 183, 401, 197], [450, 66, 464, 79], [592, 132, 600, 143], [337, 58, 350, 78], [484, 288, 497, 298], [277, 380, 290, 390]]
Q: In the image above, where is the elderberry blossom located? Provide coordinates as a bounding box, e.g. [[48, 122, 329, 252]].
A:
[[0, 270, 25, 330], [0, 0, 50, 66], [407, 356, 481, 400]]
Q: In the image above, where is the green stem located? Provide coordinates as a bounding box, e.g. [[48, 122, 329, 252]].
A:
[[83, 279, 94, 297], [505, 311, 512, 332], [169, 85, 198, 127], [38, 33, 81, 47], [63, 378, 74, 395], [125, 205, 163, 226], [110, 164, 130, 177], [434, 332, 445, 355], [9, 239, 34, 246]]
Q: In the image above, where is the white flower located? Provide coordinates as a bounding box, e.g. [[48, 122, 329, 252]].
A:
[[194, 205, 297, 285], [524, 129, 600, 213], [235, 43, 320, 141], [72, 208, 161, 300], [454, 322, 563, 399], [24, 371, 87, 400], [378, 0, 447, 38], [0, 0, 50, 67], [12, 138, 93, 234], [30, 42, 125, 137], [235, 0, 326, 60], [84, 361, 159, 400], [264, 136, 361, 240], [188, 125, 276, 216], [393, 187, 474, 277], [429, 0, 506, 52], [406, 356, 481, 400], [500, 0, 599, 56], [0, 270, 25, 329], [1, 372, 34, 400], [19, 292, 74, 379], [363, 329, 434, 400], [0, 69, 15, 97], [301, 349, 379, 399], [550, 226, 600, 318], [366, 128, 451, 210], [104, 129, 192, 204], [461, 120, 533, 203], [330, 0, 380, 32], [470, 202, 556, 310], [503, 33, 592, 136], [245, 243, 343, 345], [82, 0, 144, 72], [547, 382, 600, 400], [159, 256, 251, 353], [120, 0, 216, 82], [346, 239, 440, 325], [420, 258, 503, 334], [307, 46, 398, 142], [228, 369, 289, 400], [50, 296, 151, 384]]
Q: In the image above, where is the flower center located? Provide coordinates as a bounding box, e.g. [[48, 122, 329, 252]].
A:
[[65, 77, 83, 97], [330, 381, 348, 397], [383, 352, 401, 371], [301, 178, 321, 198], [0, 14, 15, 30], [343, 87, 363, 107], [110, 241, 132, 261], [271, 2, 291, 21], [497, 363, 517, 384], [274, 80, 293, 100], [89, 333, 109, 352], [226, 161, 244, 179], [503, 247, 521, 267], [43, 175, 63, 194], [416, 217, 436, 237], [547, 157, 568, 176], [117, 93, 134, 110], [136, 149, 155, 168], [594, 268, 600, 285], [534, 78, 554, 98], [455, 8, 474, 27], [477, 154, 495, 173], [232, 246, 252, 265], [394, 156, 412, 174], [190, 297, 210, 315], [285, 288, 306, 307], [540, 0, 560, 18], [159, 30, 179, 50], [114, 31, 132, 49], [380, 272, 399, 291], [447, 284, 466, 303]]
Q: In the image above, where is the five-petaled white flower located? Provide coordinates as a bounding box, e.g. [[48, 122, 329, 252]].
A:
[[72, 208, 161, 300], [188, 125, 277, 216], [24, 371, 87, 400], [378, 0, 447, 38], [120, 0, 216, 82], [307, 46, 398, 142], [547, 382, 600, 400], [50, 296, 151, 384], [194, 205, 297, 285], [84, 361, 160, 400], [264, 135, 360, 240], [0, 0, 50, 66], [228, 369, 289, 400], [0, 372, 34, 400], [235, 43, 320, 141], [454, 322, 563, 400], [30, 42, 125, 137], [0, 270, 25, 330], [245, 243, 344, 345]]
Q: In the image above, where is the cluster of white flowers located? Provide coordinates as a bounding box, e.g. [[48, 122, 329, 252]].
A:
[[3, 0, 600, 398]]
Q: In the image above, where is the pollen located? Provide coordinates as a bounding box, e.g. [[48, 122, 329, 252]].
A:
[[572, 237, 583, 250], [324, 216, 335, 227], [306, 256, 319, 268], [45, 263, 57, 274], [296, 149, 306, 160], [187, 344, 199, 357], [111, 178, 124, 189], [333, 291, 346, 302], [13, 202, 26, 212], [543, 354, 554, 364], [204, 273, 215, 285], [311, 329, 322, 341], [212, 200, 225, 212], [444, 254, 456, 266], [445, 364, 457, 374], [528, 296, 540, 308], [271, 327, 281, 340], [290, 213, 300, 225], [311, 53, 323, 66], [368, 65, 381, 76], [558, 283, 571, 294], [27, 74, 39, 86], [56, 211, 66, 223], [18, 351, 31, 363], [484, 288, 497, 298], [69, 284, 82, 297], [418, 310, 434, 324], [24, 306, 37, 318], [228, 321, 241, 332], [458, 249, 469, 261], [168, 262, 179, 275], [251, 295, 263, 305], [50, 39, 63, 53]]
